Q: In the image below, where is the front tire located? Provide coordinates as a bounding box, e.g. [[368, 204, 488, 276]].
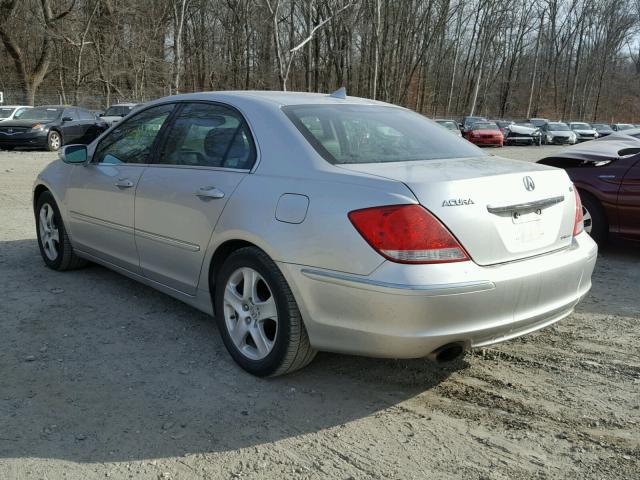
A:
[[214, 247, 316, 377], [47, 131, 62, 151], [580, 191, 608, 245], [35, 191, 87, 270]]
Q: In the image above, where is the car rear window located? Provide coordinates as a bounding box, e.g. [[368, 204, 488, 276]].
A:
[[283, 104, 485, 164]]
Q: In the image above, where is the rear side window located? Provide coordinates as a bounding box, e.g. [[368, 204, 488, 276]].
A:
[[284, 104, 484, 164], [94, 103, 175, 164], [157, 102, 256, 169]]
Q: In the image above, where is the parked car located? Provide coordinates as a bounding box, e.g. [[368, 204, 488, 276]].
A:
[[611, 123, 635, 132], [591, 123, 614, 137], [0, 105, 108, 151], [33, 91, 596, 376], [461, 115, 487, 131], [100, 103, 139, 126], [462, 121, 504, 146], [0, 105, 31, 122], [540, 122, 577, 145], [503, 121, 542, 146], [568, 122, 599, 142], [527, 118, 549, 128], [538, 139, 640, 244], [434, 119, 463, 137]]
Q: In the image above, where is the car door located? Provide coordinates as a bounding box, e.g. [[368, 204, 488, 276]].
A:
[[134, 102, 256, 295], [65, 103, 176, 273], [618, 158, 640, 238], [60, 108, 84, 143], [75, 108, 98, 143]]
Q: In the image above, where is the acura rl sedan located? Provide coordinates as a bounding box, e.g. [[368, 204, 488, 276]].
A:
[[33, 91, 597, 376]]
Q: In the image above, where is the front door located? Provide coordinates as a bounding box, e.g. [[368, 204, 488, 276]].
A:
[[65, 103, 176, 273], [618, 158, 640, 239], [134, 102, 256, 295]]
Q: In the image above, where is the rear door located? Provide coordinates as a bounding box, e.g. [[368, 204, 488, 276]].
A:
[[134, 102, 256, 295], [61, 108, 83, 143], [618, 158, 640, 238], [66, 103, 175, 273]]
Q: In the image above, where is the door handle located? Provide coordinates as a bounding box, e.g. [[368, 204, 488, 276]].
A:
[[115, 178, 134, 188], [195, 186, 225, 199]]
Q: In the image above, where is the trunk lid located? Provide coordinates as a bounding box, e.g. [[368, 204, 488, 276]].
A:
[[339, 157, 576, 266]]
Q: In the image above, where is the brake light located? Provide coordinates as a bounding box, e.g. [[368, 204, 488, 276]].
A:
[[573, 189, 584, 236], [348, 204, 469, 264]]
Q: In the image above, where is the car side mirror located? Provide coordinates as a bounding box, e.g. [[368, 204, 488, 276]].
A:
[[60, 144, 88, 164], [62, 116, 73, 122]]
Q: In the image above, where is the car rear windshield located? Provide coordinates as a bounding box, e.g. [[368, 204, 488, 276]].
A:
[[283, 105, 485, 164], [104, 105, 134, 116], [436, 120, 457, 130], [17, 107, 62, 121]]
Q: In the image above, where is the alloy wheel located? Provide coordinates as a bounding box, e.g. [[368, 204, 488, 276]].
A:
[[223, 267, 278, 361], [49, 133, 61, 150], [582, 205, 593, 234], [39, 203, 60, 261]]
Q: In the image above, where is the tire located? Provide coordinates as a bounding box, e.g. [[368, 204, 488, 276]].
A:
[[214, 247, 316, 377], [580, 191, 608, 245], [35, 191, 87, 270], [47, 131, 62, 152]]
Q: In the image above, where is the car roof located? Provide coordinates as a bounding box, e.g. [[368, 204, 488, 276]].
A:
[[108, 103, 138, 107], [152, 90, 392, 107], [0, 105, 31, 108]]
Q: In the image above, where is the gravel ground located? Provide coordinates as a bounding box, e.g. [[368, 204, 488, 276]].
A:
[[0, 147, 638, 480]]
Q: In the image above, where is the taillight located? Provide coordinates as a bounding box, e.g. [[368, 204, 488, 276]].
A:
[[573, 189, 584, 236], [348, 204, 469, 264]]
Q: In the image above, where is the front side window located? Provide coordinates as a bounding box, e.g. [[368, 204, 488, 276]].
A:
[[94, 103, 174, 164], [284, 104, 485, 164], [157, 102, 255, 169]]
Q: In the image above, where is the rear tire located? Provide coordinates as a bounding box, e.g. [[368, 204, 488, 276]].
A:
[[580, 191, 608, 245], [214, 247, 316, 377], [35, 191, 87, 270]]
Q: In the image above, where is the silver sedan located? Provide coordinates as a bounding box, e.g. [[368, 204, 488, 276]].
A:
[[33, 91, 598, 376]]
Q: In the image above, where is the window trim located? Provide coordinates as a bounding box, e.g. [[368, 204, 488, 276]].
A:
[[92, 102, 179, 165], [87, 99, 262, 173], [151, 100, 258, 171]]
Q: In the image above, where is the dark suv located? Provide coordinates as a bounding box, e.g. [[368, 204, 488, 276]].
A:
[[0, 105, 107, 151]]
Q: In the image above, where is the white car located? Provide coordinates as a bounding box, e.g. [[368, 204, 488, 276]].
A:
[[0, 105, 31, 122], [569, 122, 599, 142]]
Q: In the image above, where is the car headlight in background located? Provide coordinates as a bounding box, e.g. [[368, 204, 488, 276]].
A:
[[31, 124, 45, 131]]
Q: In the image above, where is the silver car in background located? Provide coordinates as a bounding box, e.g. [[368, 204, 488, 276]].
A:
[[33, 91, 597, 376], [434, 119, 463, 137], [569, 122, 599, 142]]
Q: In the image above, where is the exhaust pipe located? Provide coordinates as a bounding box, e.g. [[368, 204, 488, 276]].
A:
[[428, 342, 466, 364]]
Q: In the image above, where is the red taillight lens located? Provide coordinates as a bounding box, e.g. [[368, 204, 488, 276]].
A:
[[573, 189, 584, 236], [348, 204, 469, 264]]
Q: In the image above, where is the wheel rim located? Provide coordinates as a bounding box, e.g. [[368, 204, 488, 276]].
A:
[[223, 267, 278, 361], [39, 203, 60, 260], [582, 205, 593, 234], [50, 133, 60, 150]]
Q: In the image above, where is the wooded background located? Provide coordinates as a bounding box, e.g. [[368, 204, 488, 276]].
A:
[[1, 0, 639, 121]]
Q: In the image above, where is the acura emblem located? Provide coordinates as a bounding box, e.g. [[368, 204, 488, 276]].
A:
[[523, 176, 535, 191], [7, 128, 12, 133]]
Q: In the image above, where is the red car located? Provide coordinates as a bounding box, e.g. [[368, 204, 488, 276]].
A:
[[538, 139, 640, 244], [462, 121, 503, 147]]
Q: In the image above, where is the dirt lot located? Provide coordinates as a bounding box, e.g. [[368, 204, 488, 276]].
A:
[[1, 147, 638, 480]]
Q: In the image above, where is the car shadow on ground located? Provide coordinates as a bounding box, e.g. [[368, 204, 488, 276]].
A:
[[0, 238, 464, 463]]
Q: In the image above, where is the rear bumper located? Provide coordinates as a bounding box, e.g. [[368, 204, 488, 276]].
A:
[[279, 232, 597, 358]]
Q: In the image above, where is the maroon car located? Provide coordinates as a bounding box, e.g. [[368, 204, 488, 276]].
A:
[[538, 139, 640, 244]]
